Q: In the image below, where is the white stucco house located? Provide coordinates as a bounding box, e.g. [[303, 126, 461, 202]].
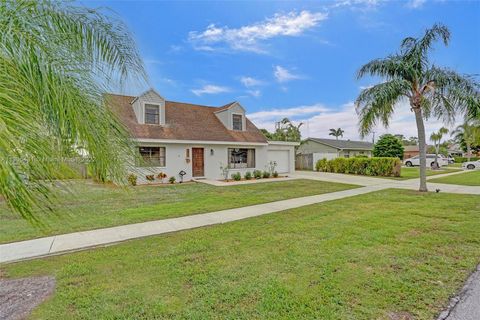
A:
[[108, 89, 298, 183]]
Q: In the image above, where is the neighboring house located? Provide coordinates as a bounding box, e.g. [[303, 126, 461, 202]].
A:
[[296, 137, 373, 170], [403, 145, 420, 159], [107, 89, 297, 183]]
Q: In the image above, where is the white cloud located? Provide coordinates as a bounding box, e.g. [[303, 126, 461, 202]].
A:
[[248, 104, 328, 122], [330, 0, 384, 10], [191, 84, 231, 96], [406, 0, 426, 8], [274, 65, 302, 83], [249, 100, 462, 144], [247, 89, 262, 98], [188, 10, 328, 53], [240, 76, 264, 87]]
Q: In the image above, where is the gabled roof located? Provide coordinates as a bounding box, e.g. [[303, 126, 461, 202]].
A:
[[107, 94, 267, 144], [130, 88, 164, 104], [307, 137, 373, 150], [215, 101, 238, 112]]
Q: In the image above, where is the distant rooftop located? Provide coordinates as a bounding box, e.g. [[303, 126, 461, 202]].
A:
[[307, 137, 373, 150]]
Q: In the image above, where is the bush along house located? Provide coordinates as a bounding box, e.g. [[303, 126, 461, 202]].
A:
[[107, 89, 298, 184]]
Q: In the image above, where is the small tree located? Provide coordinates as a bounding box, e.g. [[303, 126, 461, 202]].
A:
[[452, 121, 480, 161], [373, 134, 404, 159], [430, 127, 448, 169], [329, 128, 345, 140]]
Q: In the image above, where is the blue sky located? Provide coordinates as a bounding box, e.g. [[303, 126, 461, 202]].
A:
[[85, 0, 480, 141]]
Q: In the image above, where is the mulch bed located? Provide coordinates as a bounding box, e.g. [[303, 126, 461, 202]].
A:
[[0, 276, 55, 320]]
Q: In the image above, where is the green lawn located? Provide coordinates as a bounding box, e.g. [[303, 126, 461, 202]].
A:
[[0, 179, 357, 244], [429, 170, 480, 186], [4, 189, 479, 319], [388, 167, 458, 180], [446, 163, 463, 168]]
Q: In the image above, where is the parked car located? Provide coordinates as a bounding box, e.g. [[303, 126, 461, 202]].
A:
[[403, 154, 449, 168], [462, 160, 480, 170], [446, 155, 455, 164]]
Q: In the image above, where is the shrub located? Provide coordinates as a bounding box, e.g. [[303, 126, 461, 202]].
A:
[[315, 157, 401, 177], [267, 161, 277, 175], [244, 171, 252, 180], [231, 172, 242, 181], [127, 174, 137, 186], [145, 175, 155, 182], [373, 134, 404, 159], [262, 171, 271, 178], [253, 170, 262, 179], [454, 156, 479, 163], [157, 172, 167, 182], [169, 176, 176, 184], [315, 158, 328, 172], [272, 171, 279, 178]]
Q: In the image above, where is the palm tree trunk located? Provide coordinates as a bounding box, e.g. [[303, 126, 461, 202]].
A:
[[414, 108, 428, 192], [466, 143, 471, 161], [434, 144, 439, 170]]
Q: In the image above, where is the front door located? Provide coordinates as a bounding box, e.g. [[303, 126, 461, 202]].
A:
[[192, 148, 204, 177]]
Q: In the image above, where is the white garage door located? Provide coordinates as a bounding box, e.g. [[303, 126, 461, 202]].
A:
[[268, 150, 290, 173]]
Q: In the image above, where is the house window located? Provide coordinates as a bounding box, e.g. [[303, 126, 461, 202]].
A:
[[145, 104, 160, 124], [232, 114, 243, 131], [228, 148, 255, 168], [139, 147, 165, 167]]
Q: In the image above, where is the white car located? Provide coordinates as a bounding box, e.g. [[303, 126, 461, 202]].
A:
[[403, 154, 449, 168], [462, 160, 480, 170]]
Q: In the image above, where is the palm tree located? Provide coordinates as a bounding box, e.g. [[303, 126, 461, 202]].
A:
[[452, 121, 480, 161], [0, 1, 147, 221], [355, 24, 480, 192], [430, 127, 448, 169], [329, 128, 345, 140]]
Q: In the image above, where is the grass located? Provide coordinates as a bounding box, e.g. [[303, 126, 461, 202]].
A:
[[4, 189, 480, 319], [0, 179, 357, 244], [387, 167, 458, 180], [446, 163, 463, 168], [429, 170, 480, 186]]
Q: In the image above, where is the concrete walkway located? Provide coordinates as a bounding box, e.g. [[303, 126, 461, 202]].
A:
[[293, 171, 480, 195], [195, 176, 297, 186], [0, 184, 385, 264], [1, 170, 479, 318], [2, 170, 479, 264], [2, 170, 479, 265]]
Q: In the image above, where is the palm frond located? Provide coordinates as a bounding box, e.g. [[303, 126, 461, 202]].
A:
[[355, 79, 411, 137], [0, 1, 147, 222], [425, 66, 480, 123]]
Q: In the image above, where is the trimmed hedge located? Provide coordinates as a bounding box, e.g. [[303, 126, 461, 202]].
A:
[[454, 156, 479, 163], [315, 157, 401, 177]]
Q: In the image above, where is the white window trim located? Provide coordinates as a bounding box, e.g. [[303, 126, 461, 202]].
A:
[[143, 102, 161, 125], [232, 113, 244, 131], [138, 146, 167, 168], [227, 147, 256, 169]]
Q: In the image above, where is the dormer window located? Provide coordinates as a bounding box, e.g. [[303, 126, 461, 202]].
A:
[[145, 104, 160, 124], [232, 114, 243, 131]]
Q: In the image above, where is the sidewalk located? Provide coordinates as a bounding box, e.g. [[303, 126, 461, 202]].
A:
[[0, 185, 385, 264], [2, 170, 479, 264]]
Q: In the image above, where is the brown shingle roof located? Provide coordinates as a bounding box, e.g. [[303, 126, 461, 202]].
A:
[[107, 94, 267, 143]]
